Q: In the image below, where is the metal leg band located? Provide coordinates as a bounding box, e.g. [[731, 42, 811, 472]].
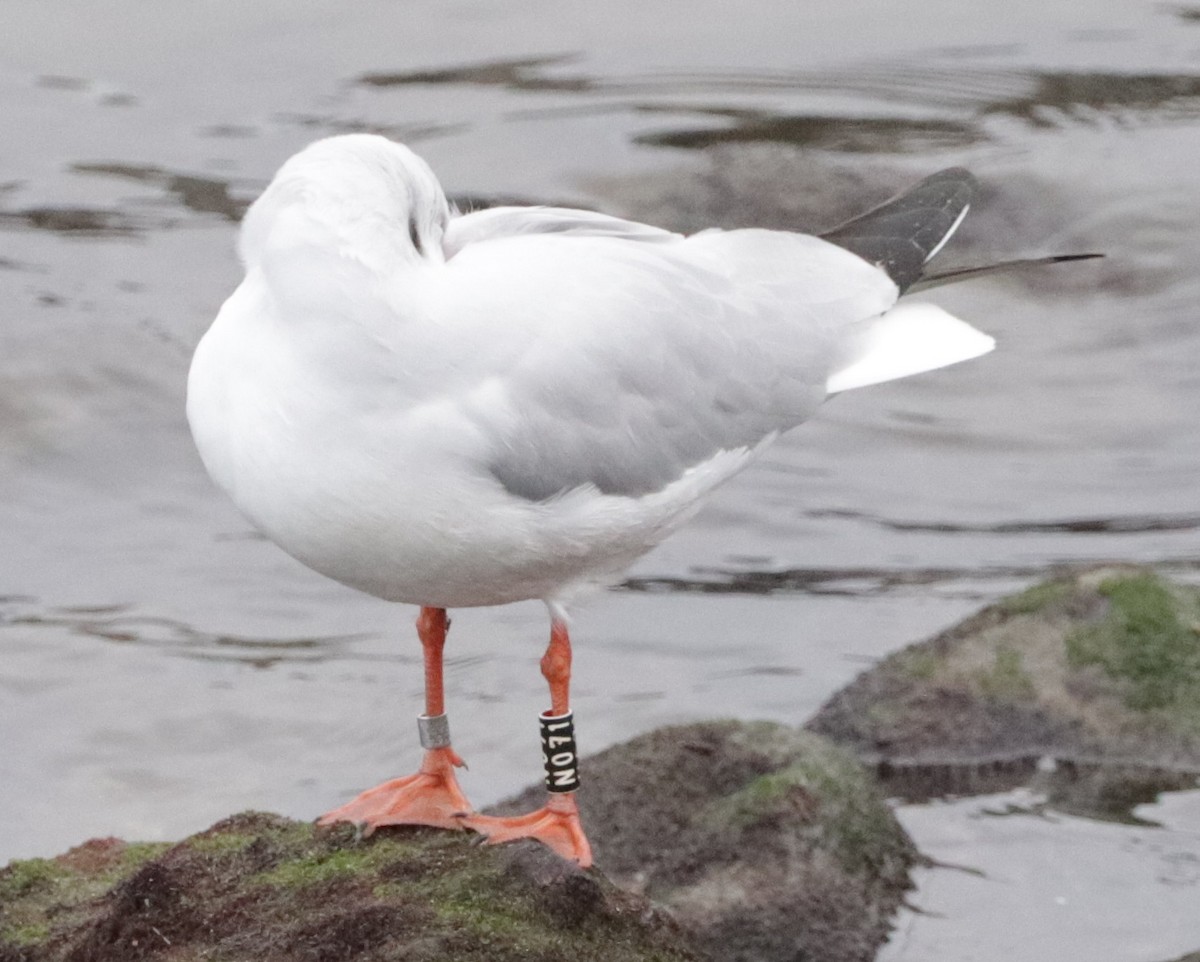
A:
[[540, 710, 581, 793], [418, 712, 452, 749]]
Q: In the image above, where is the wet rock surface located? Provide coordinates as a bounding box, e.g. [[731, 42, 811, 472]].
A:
[[493, 721, 917, 962], [1, 722, 914, 962], [0, 812, 699, 962], [808, 564, 1200, 818]]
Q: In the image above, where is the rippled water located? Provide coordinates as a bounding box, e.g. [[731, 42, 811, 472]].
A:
[[3, 2, 1200, 959]]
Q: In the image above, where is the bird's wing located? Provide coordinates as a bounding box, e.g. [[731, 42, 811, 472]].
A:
[[400, 226, 897, 501], [821, 168, 975, 293], [443, 206, 680, 258], [907, 253, 1104, 292]]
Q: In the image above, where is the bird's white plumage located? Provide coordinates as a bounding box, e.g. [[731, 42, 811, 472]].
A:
[[826, 301, 995, 393], [187, 134, 993, 609]]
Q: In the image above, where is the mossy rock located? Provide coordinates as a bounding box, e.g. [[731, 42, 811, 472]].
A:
[[807, 564, 1200, 816], [0, 723, 916, 962], [493, 720, 917, 962], [0, 813, 699, 962]]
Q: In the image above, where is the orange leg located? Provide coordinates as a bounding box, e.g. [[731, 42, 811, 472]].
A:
[[542, 618, 572, 716], [318, 607, 473, 833], [463, 617, 593, 868]]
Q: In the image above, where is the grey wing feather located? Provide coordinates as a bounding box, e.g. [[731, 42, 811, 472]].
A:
[[483, 289, 783, 501], [446, 211, 743, 498], [444, 206, 680, 258], [439, 208, 896, 503], [487, 366, 770, 501], [821, 168, 976, 293]]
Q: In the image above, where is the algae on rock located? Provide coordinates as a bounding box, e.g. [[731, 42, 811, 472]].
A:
[[1065, 572, 1200, 719], [492, 720, 917, 962], [0, 813, 700, 962], [2, 721, 918, 962], [808, 564, 1200, 815]]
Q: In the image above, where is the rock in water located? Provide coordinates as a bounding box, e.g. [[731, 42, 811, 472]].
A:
[[491, 720, 918, 962], [808, 564, 1200, 818]]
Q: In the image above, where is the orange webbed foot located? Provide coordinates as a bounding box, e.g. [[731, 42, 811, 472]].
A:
[[317, 746, 473, 833], [463, 793, 593, 868]]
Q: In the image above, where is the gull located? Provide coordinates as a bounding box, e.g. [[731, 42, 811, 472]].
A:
[[188, 133, 1024, 868]]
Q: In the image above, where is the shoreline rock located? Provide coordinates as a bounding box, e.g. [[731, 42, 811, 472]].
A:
[[1, 722, 914, 962], [808, 564, 1200, 818], [0, 813, 700, 962], [493, 721, 917, 962]]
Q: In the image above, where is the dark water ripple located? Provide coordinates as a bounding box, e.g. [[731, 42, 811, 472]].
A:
[[623, 558, 1200, 597], [807, 510, 1200, 535], [359, 54, 591, 92], [0, 206, 145, 235], [358, 57, 1200, 153], [2, 604, 369, 668], [71, 164, 248, 222]]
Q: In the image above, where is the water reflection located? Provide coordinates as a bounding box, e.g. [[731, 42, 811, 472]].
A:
[[632, 69, 1200, 150], [808, 509, 1200, 535], [986, 71, 1200, 121], [0, 206, 142, 235], [359, 54, 591, 92], [3, 603, 367, 669], [634, 111, 978, 152], [352, 53, 1200, 155], [874, 753, 1200, 823], [71, 164, 247, 222], [625, 557, 1200, 597]]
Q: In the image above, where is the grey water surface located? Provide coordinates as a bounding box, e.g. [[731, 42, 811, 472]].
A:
[[3, 2, 1200, 960]]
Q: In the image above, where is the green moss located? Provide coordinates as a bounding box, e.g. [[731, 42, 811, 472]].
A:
[[895, 647, 941, 681], [433, 899, 540, 943], [0, 819, 698, 961], [697, 735, 910, 885], [0, 843, 176, 951], [369, 832, 684, 959], [1001, 579, 1071, 614], [978, 646, 1036, 702], [381, 835, 522, 914], [254, 844, 385, 888], [118, 841, 172, 872], [1066, 572, 1200, 714], [702, 766, 806, 834], [186, 832, 257, 856], [0, 858, 72, 900], [0, 858, 76, 949], [1, 921, 50, 947], [792, 752, 911, 883]]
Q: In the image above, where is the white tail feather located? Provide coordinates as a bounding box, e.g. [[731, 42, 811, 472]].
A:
[[826, 302, 995, 394]]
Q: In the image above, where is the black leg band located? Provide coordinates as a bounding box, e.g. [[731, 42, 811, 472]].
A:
[[540, 710, 581, 793]]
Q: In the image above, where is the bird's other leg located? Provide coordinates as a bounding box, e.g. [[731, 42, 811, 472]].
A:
[[317, 606, 473, 832], [463, 615, 593, 868]]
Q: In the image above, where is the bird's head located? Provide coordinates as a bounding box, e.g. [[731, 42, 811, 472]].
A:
[[239, 134, 451, 274]]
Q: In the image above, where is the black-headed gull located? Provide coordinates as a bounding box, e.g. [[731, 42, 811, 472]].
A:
[[187, 134, 998, 867]]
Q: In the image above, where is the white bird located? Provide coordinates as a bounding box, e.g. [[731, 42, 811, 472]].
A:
[[187, 133, 998, 868]]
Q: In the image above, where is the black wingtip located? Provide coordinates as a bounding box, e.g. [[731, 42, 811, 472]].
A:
[[821, 168, 977, 293], [907, 252, 1106, 292], [1043, 253, 1105, 264]]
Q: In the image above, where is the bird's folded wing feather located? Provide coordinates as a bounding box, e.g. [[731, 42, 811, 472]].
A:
[[400, 223, 897, 500], [443, 206, 681, 258], [821, 168, 975, 293]]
